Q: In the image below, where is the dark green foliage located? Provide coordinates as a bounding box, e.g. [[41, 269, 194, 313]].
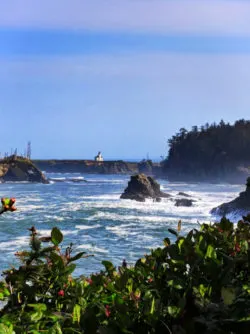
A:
[[246, 177, 250, 188], [0, 218, 250, 333], [162, 119, 250, 180]]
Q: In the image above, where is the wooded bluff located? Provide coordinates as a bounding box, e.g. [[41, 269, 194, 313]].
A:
[[162, 119, 250, 183]]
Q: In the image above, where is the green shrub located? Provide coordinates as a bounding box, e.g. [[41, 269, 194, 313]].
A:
[[0, 218, 250, 333]]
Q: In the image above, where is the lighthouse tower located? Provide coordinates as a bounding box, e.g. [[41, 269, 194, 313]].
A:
[[95, 151, 104, 162]]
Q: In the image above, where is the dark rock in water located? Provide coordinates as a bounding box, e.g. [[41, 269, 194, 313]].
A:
[[178, 192, 191, 197], [125, 194, 146, 202], [70, 178, 87, 183], [155, 197, 162, 202], [120, 173, 170, 202], [175, 198, 193, 207], [211, 177, 250, 216], [0, 156, 48, 183]]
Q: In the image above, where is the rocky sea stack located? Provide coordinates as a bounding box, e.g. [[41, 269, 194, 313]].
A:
[[120, 173, 170, 202], [0, 156, 48, 183], [211, 177, 250, 216], [175, 198, 194, 207]]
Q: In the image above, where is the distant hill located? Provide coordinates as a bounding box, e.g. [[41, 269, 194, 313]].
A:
[[162, 119, 250, 183]]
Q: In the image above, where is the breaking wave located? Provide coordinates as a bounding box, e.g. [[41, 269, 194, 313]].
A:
[[0, 172, 244, 275]]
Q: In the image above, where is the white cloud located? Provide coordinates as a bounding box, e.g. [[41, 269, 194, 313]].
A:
[[0, 0, 250, 36]]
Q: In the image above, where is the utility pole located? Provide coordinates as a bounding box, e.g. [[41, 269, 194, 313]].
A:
[[27, 141, 31, 160]]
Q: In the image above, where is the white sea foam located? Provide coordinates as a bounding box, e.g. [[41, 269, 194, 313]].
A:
[[43, 215, 65, 221], [77, 244, 108, 253], [75, 224, 101, 230], [38, 229, 78, 236], [0, 175, 244, 277], [69, 176, 85, 180], [80, 194, 120, 200], [106, 225, 140, 237], [87, 212, 176, 223], [0, 236, 29, 250], [87, 179, 125, 183], [13, 203, 45, 212], [49, 177, 66, 181]]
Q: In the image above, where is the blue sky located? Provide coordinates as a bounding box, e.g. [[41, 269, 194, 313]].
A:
[[1, 0, 250, 160]]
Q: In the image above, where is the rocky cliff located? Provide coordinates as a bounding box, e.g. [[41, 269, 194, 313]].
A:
[[0, 156, 48, 183], [33, 160, 139, 174], [211, 177, 250, 216]]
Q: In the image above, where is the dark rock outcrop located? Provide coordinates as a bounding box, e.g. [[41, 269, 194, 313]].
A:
[[120, 174, 170, 202], [33, 159, 164, 176], [178, 192, 191, 197], [211, 177, 250, 216], [175, 198, 193, 207], [0, 156, 48, 183]]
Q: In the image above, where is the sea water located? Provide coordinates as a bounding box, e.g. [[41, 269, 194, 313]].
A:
[[0, 173, 244, 276]]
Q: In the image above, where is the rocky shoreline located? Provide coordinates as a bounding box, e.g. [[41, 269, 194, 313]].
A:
[[33, 159, 249, 184], [33, 159, 162, 175], [211, 177, 250, 216], [0, 156, 48, 183]]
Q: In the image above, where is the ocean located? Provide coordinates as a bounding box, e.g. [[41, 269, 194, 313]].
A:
[[0, 173, 244, 276]]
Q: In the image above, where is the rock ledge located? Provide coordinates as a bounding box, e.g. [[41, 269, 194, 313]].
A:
[[0, 156, 48, 183], [120, 174, 170, 202], [211, 177, 250, 216]]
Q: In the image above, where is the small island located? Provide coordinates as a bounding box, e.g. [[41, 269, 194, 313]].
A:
[[0, 155, 48, 183]]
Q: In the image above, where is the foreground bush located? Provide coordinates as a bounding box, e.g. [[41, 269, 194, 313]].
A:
[[0, 217, 250, 334]]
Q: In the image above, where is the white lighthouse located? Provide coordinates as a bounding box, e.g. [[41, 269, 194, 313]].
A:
[[95, 151, 104, 162]]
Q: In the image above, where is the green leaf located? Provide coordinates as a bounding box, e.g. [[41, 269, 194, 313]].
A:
[[64, 263, 76, 275], [163, 238, 170, 247], [167, 280, 183, 290], [126, 278, 133, 294], [205, 244, 217, 260], [68, 252, 86, 263], [102, 260, 115, 272], [30, 311, 43, 322], [150, 297, 155, 314], [28, 303, 47, 312], [167, 306, 181, 318], [73, 304, 81, 324], [50, 252, 65, 269], [168, 228, 178, 237], [0, 324, 15, 334], [48, 322, 63, 334], [51, 227, 63, 246], [177, 238, 185, 251], [221, 287, 236, 305], [198, 284, 211, 298]]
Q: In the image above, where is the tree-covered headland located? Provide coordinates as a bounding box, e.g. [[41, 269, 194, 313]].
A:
[[162, 119, 250, 182]]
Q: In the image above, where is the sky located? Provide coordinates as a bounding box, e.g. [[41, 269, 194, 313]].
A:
[[1, 0, 250, 160]]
